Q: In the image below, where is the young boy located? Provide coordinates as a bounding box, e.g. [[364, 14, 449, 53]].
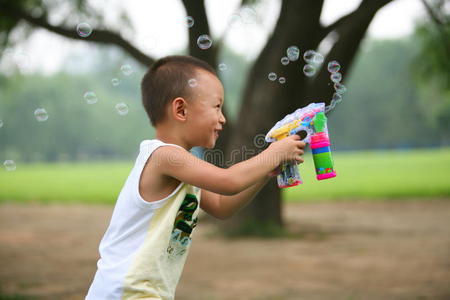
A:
[[86, 55, 305, 299]]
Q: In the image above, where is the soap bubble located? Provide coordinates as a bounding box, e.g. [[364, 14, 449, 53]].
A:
[[121, 64, 133, 76], [84, 91, 98, 104], [286, 46, 300, 61], [303, 50, 316, 64], [111, 78, 121, 86], [197, 34, 213, 50], [186, 16, 194, 28], [218, 63, 228, 71], [327, 60, 341, 73], [76, 22, 92, 38], [228, 13, 243, 28], [303, 64, 316, 77], [268, 72, 277, 81], [188, 78, 198, 87], [278, 77, 286, 84], [325, 102, 336, 114], [34, 108, 48, 122], [188, 78, 199, 87], [332, 92, 343, 103], [330, 72, 342, 83], [115, 102, 129, 116], [281, 57, 290, 65], [240, 7, 257, 24], [3, 160, 16, 171], [334, 83, 347, 94], [313, 52, 324, 65], [0, 119, 3, 128]]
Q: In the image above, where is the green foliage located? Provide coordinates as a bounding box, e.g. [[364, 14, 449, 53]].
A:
[[411, 20, 450, 144], [0, 67, 154, 162], [329, 37, 445, 149], [1, 36, 449, 162]]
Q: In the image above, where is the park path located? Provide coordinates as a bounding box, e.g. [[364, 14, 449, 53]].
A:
[[0, 199, 449, 300]]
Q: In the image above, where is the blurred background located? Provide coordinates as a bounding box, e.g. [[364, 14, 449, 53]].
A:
[[0, 0, 449, 299]]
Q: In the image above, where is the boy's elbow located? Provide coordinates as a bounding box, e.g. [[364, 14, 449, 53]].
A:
[[221, 175, 242, 196], [215, 209, 235, 220]]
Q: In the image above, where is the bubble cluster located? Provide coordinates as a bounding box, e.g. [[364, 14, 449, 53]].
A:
[[84, 91, 98, 104], [77, 23, 92, 38], [34, 108, 49, 122], [281, 57, 290, 65], [197, 34, 213, 50], [121, 64, 133, 76], [188, 78, 198, 87], [111, 78, 121, 86], [3, 160, 16, 171], [303, 64, 316, 77], [218, 63, 228, 71], [186, 16, 195, 28], [115, 102, 129, 116], [268, 72, 277, 81], [286, 46, 300, 61], [325, 60, 346, 113]]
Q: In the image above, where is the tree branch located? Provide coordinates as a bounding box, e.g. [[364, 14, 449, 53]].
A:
[[1, 3, 154, 66], [321, 10, 358, 39], [420, 0, 445, 26], [181, 0, 232, 163], [180, 0, 217, 68], [304, 0, 396, 104]]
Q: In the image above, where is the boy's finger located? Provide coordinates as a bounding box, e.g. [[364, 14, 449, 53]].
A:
[[297, 141, 306, 148]]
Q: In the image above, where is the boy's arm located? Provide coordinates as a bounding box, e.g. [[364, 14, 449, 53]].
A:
[[154, 146, 277, 196], [200, 176, 271, 220], [155, 135, 303, 196]]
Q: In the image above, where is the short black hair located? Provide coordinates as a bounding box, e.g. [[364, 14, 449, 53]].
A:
[[141, 55, 216, 127]]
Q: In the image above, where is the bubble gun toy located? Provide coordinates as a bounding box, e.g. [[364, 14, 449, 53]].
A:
[[265, 102, 336, 188]]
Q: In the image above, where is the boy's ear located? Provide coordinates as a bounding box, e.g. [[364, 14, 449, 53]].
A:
[[172, 97, 187, 122]]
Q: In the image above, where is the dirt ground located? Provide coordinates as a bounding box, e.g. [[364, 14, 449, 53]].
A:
[[0, 199, 449, 300]]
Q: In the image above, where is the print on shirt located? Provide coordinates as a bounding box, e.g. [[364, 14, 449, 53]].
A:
[[167, 193, 198, 259]]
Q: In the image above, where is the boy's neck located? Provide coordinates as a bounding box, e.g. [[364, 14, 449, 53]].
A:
[[155, 130, 190, 151]]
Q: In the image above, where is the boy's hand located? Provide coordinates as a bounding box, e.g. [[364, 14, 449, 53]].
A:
[[266, 135, 305, 166]]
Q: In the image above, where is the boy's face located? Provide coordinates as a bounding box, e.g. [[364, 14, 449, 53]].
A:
[[185, 69, 226, 149]]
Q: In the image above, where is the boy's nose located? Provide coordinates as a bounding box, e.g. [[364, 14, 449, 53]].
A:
[[219, 112, 226, 125]]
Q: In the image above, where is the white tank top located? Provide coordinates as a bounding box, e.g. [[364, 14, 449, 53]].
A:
[[86, 139, 201, 300]]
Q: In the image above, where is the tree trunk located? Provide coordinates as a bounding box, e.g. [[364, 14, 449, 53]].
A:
[[222, 0, 394, 234]]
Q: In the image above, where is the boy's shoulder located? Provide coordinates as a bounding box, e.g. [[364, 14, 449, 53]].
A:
[[139, 143, 184, 203]]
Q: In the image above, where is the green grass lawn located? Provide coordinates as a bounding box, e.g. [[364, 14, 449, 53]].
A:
[[1, 148, 449, 204], [284, 147, 450, 202]]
